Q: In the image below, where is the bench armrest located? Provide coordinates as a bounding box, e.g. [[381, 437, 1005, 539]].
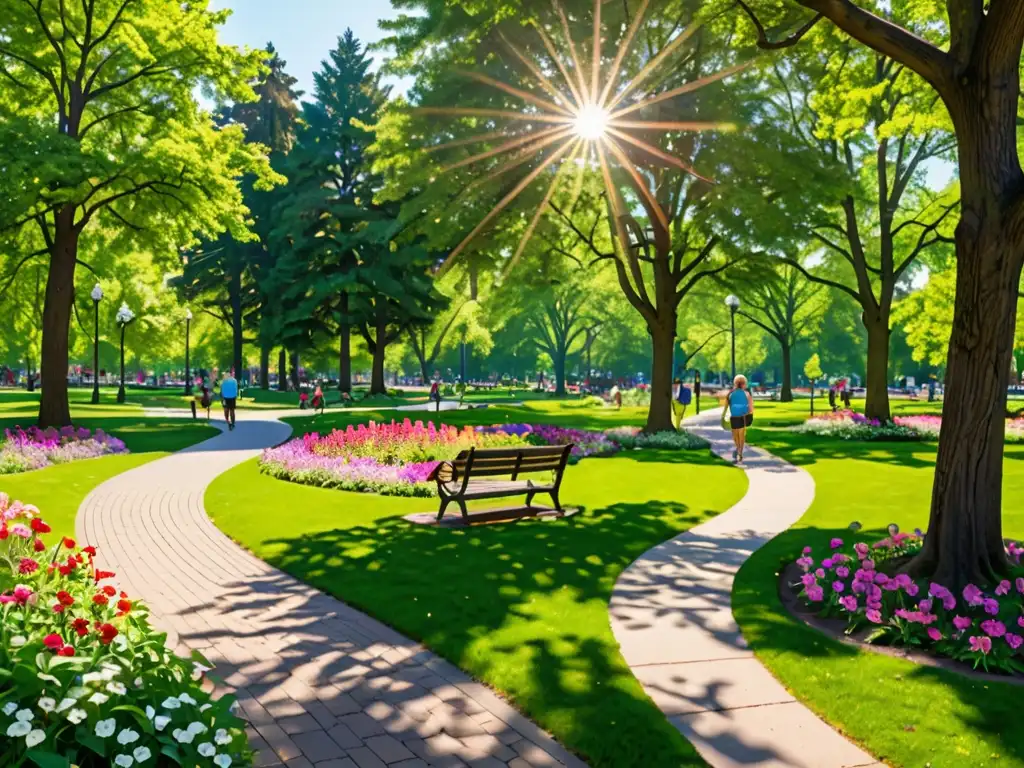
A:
[[427, 461, 456, 484]]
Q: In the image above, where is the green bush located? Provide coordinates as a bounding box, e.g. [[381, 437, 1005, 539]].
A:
[[606, 427, 709, 451]]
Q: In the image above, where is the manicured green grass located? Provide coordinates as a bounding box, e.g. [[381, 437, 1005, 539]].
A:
[[733, 428, 1024, 767], [207, 403, 747, 767]]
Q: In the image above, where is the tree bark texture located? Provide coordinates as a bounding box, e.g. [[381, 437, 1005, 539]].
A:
[[862, 314, 891, 422], [259, 345, 270, 389], [278, 349, 287, 391], [644, 324, 676, 433], [780, 341, 793, 402], [289, 351, 300, 390], [38, 207, 78, 427], [370, 309, 388, 395]]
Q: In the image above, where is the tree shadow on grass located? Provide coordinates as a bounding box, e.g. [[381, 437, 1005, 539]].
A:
[[746, 428, 939, 469]]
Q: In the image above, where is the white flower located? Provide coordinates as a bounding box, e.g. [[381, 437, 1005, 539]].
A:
[[82, 672, 104, 685], [117, 728, 140, 745], [15, 709, 32, 722], [2, 702, 18, 716], [66, 709, 87, 725], [56, 698, 77, 713], [214, 755, 232, 768], [134, 677, 143, 688], [36, 673, 60, 686], [88, 693, 110, 705], [9, 635, 26, 647], [161, 697, 180, 710], [187, 721, 207, 736], [107, 682, 127, 696], [154, 715, 170, 731], [116, 303, 135, 325], [172, 727, 195, 744], [114, 755, 134, 767], [177, 693, 197, 706], [198, 742, 216, 757], [199, 704, 212, 712], [95, 718, 116, 738], [6, 721, 31, 738], [37, 697, 56, 713], [214, 728, 231, 746], [113, 635, 128, 650], [67, 686, 89, 699], [101, 662, 121, 674], [193, 662, 212, 675], [145, 705, 155, 720], [133, 746, 152, 763], [25, 729, 44, 748]]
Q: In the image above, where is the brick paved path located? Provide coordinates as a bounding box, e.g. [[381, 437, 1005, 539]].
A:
[[77, 416, 585, 768]]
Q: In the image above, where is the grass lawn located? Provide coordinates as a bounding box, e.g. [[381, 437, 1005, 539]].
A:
[[206, 403, 748, 767], [0, 389, 218, 542], [733, 426, 1024, 768]]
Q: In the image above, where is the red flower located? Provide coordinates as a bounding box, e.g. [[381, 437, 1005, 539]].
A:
[[58, 565, 71, 577], [116, 599, 132, 616], [0, 525, 8, 540], [94, 570, 115, 582], [119, 591, 127, 599], [52, 603, 65, 613], [58, 645, 75, 657], [82, 546, 97, 557], [92, 594, 108, 606], [18, 558, 38, 575], [43, 634, 64, 651], [57, 591, 74, 606], [30, 518, 51, 534], [97, 623, 118, 645], [47, 565, 56, 575], [33, 538, 45, 552], [63, 537, 76, 549], [71, 618, 90, 637], [101, 585, 116, 597]]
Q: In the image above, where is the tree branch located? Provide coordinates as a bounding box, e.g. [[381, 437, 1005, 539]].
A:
[[779, 255, 861, 301], [735, 1, 823, 49]]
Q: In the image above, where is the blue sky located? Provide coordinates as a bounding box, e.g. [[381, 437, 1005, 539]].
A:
[[209, 0, 405, 98]]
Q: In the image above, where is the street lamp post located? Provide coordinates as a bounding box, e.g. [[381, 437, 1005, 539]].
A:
[[90, 283, 103, 404], [725, 294, 741, 380], [184, 309, 193, 395], [115, 303, 135, 404]]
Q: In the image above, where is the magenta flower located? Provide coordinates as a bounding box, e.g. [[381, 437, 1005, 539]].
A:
[[854, 542, 869, 559], [867, 585, 883, 602], [822, 558, 834, 569], [836, 566, 850, 579], [830, 538, 843, 550], [1016, 577, 1024, 595], [851, 581, 866, 595], [1019, 616, 1024, 629], [806, 585, 824, 602], [941, 594, 956, 611], [874, 572, 890, 585], [981, 620, 1007, 638], [969, 636, 992, 654], [866, 609, 883, 624], [815, 568, 826, 579], [983, 598, 1000, 616], [996, 580, 1011, 596], [802, 546, 812, 555], [867, 599, 882, 611], [796, 556, 814, 571], [832, 581, 845, 593], [839, 595, 858, 612], [953, 616, 973, 632], [801, 573, 817, 587], [927, 628, 942, 642], [862, 559, 875, 572], [1006, 633, 1023, 651], [918, 599, 933, 613], [963, 584, 984, 606], [906, 583, 920, 597]]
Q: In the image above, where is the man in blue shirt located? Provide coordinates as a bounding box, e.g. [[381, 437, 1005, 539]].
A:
[[220, 371, 239, 430]]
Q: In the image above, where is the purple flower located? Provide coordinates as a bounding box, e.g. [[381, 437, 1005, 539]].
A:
[[963, 584, 984, 606], [854, 542, 869, 559], [969, 636, 992, 654], [802, 546, 812, 555], [830, 538, 843, 550], [867, 585, 883, 602], [822, 558, 834, 569], [796, 556, 814, 571], [852, 581, 867, 595], [941, 595, 956, 611], [874, 572, 890, 585], [906, 583, 920, 597], [862, 559, 875, 572], [1016, 577, 1024, 595], [839, 595, 858, 612], [832, 581, 845, 593], [836, 566, 850, 579], [806, 585, 824, 602], [801, 573, 817, 587], [983, 599, 1000, 616], [867, 599, 882, 611], [815, 568, 826, 579], [918, 599, 933, 613], [1006, 633, 1023, 651], [953, 615, 973, 632], [927, 627, 942, 642], [866, 609, 883, 624], [982, 620, 1007, 638], [996, 580, 1011, 596]]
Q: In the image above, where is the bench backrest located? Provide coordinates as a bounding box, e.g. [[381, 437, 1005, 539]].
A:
[[453, 445, 571, 480]]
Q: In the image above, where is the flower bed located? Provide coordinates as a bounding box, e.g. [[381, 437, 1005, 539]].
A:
[[604, 426, 710, 451], [796, 411, 925, 441], [0, 426, 128, 475], [478, 424, 619, 461], [791, 527, 1024, 675], [0, 493, 249, 766]]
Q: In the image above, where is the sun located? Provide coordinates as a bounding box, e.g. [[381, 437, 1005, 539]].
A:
[[574, 104, 610, 140]]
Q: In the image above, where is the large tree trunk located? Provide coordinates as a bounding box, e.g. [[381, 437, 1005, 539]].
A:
[[644, 323, 676, 433], [909, 72, 1024, 589], [338, 293, 352, 393], [289, 351, 300, 390], [259, 344, 270, 389], [230, 267, 243, 379], [38, 207, 78, 427], [277, 348, 286, 391], [779, 340, 793, 402], [369, 310, 387, 395], [863, 313, 891, 421]]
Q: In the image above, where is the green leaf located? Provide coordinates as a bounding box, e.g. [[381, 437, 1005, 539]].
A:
[[27, 751, 71, 768], [160, 743, 183, 765], [112, 705, 155, 734], [75, 728, 107, 757]]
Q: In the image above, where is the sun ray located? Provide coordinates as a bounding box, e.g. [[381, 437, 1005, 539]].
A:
[[604, 125, 713, 183], [589, 0, 602, 105], [423, 130, 513, 155], [498, 31, 577, 111], [608, 119, 735, 132], [600, 133, 669, 232], [595, 142, 632, 265], [604, 23, 700, 112], [459, 127, 578, 193], [413, 107, 573, 125], [566, 142, 591, 213], [503, 140, 584, 277], [440, 139, 579, 272], [533, 21, 585, 108], [610, 62, 749, 120], [597, 0, 650, 109], [454, 69, 574, 117], [441, 125, 571, 173], [553, 0, 591, 104]]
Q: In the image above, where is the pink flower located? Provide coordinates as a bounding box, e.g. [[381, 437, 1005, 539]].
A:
[[796, 556, 814, 571], [801, 573, 817, 587], [981, 620, 1007, 638], [806, 585, 825, 602], [927, 628, 942, 642], [1016, 578, 1024, 595], [830, 538, 843, 550], [983, 599, 1000, 616], [906, 583, 920, 597], [9, 524, 30, 538], [969, 636, 992, 654], [866, 609, 883, 624], [18, 558, 38, 574], [854, 542, 869, 559], [874, 572, 890, 585], [953, 616, 972, 631], [996, 580, 1011, 596], [963, 584, 984, 606], [822, 558, 834, 569], [852, 581, 866, 595], [840, 595, 858, 611], [802, 547, 812, 555], [1006, 633, 1023, 651], [862, 559, 875, 572], [918, 599, 933, 613], [836, 566, 850, 579], [815, 568, 826, 579], [832, 581, 845, 593]]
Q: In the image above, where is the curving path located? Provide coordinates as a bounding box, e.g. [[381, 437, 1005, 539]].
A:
[[77, 412, 585, 768], [609, 411, 882, 768]]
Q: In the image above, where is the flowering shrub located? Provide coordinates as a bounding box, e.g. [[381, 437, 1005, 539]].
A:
[[605, 427, 709, 451], [0, 426, 128, 475], [891, 414, 942, 439], [526, 424, 619, 461], [793, 526, 1024, 675], [796, 411, 924, 441], [0, 494, 250, 766], [259, 444, 437, 497]]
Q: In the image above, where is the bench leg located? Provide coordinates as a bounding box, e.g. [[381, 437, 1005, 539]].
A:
[[456, 498, 469, 521], [525, 491, 536, 508], [549, 490, 562, 512], [436, 498, 451, 522]]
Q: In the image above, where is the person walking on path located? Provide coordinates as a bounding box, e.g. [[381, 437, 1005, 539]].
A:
[[726, 374, 754, 463], [220, 371, 238, 430]]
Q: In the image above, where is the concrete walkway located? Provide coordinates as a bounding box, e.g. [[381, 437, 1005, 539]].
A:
[[77, 413, 585, 768], [608, 410, 881, 768]]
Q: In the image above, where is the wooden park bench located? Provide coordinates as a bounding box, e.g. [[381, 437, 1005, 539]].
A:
[[427, 444, 574, 522]]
